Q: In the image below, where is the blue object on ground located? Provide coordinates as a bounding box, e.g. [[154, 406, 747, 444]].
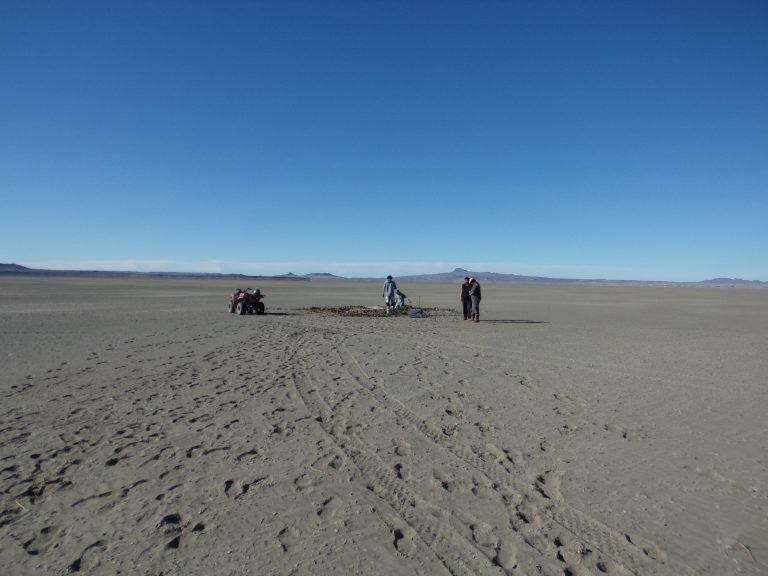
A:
[[408, 309, 429, 318]]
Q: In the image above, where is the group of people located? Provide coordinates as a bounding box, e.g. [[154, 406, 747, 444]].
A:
[[460, 276, 482, 322], [382, 275, 482, 322]]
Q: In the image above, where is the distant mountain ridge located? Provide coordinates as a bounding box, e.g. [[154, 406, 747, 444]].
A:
[[385, 267, 673, 285], [0, 263, 32, 272], [0, 263, 309, 281], [1, 263, 765, 286], [394, 267, 570, 284], [392, 268, 767, 286], [302, 272, 345, 279], [698, 277, 767, 286]]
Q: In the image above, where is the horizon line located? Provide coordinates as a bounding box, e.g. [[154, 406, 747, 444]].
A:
[[2, 260, 766, 284]]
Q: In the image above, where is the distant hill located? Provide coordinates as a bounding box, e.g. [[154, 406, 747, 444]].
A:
[[0, 263, 308, 281], [301, 272, 346, 280], [698, 278, 767, 286], [395, 267, 566, 284], [391, 267, 670, 286], [372, 268, 767, 287], [2, 263, 764, 286], [0, 263, 32, 272]]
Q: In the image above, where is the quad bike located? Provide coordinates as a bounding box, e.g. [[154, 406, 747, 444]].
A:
[[228, 289, 265, 315]]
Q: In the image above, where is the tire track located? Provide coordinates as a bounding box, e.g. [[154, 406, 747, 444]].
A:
[[266, 315, 691, 575], [327, 331, 689, 576], [289, 334, 505, 576]]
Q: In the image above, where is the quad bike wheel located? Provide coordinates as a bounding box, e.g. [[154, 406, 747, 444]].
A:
[[236, 300, 246, 315], [228, 300, 235, 313], [255, 301, 265, 315]]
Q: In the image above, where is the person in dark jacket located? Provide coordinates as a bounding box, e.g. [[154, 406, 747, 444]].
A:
[[460, 277, 472, 320], [469, 277, 482, 322]]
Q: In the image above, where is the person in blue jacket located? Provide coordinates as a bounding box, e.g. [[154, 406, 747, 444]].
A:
[[382, 275, 397, 315]]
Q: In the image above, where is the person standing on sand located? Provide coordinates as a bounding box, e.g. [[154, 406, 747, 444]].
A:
[[383, 275, 397, 315], [469, 277, 482, 322], [460, 276, 472, 320]]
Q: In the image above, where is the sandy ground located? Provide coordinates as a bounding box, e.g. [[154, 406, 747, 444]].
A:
[[1, 276, 766, 576]]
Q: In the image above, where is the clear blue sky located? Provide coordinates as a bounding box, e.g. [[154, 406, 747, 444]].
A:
[[2, 1, 766, 280]]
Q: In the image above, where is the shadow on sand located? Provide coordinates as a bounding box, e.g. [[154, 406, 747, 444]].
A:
[[480, 319, 549, 324]]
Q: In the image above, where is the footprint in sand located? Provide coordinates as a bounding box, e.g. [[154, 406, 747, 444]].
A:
[[471, 521, 498, 550], [277, 526, 302, 552], [495, 535, 518, 570], [604, 423, 649, 440], [22, 525, 61, 556], [316, 496, 342, 524], [225, 477, 270, 499], [157, 512, 182, 549], [554, 392, 588, 407], [393, 527, 417, 556], [514, 501, 542, 529], [393, 462, 410, 480], [293, 474, 313, 492], [393, 439, 412, 457], [534, 470, 563, 502], [68, 540, 107, 572], [235, 448, 259, 462]]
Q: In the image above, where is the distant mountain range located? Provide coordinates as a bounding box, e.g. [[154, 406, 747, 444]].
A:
[[0, 263, 29, 273], [0, 263, 309, 281], [1, 263, 765, 287], [697, 277, 767, 286], [390, 268, 768, 287]]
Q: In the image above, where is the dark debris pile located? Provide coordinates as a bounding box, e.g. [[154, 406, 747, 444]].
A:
[[302, 306, 454, 318]]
